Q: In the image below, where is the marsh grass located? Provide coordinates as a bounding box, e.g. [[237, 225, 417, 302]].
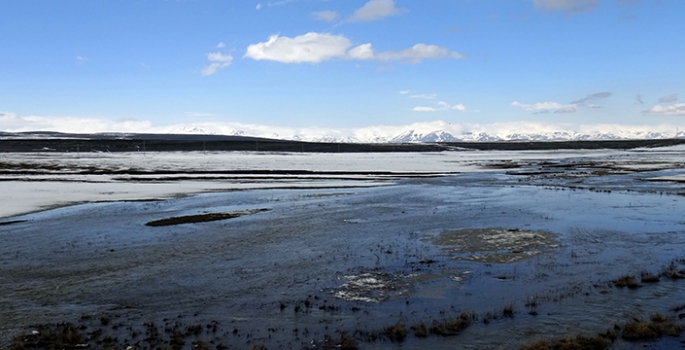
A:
[[520, 333, 613, 350], [640, 272, 660, 283], [660, 261, 685, 280], [429, 313, 472, 336], [613, 275, 640, 289], [10, 323, 83, 350], [411, 321, 428, 338], [621, 313, 684, 341], [384, 321, 407, 342]]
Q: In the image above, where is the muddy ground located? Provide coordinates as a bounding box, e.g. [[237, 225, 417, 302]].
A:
[[1, 150, 685, 349]]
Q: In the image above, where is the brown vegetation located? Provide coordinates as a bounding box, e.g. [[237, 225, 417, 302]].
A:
[[613, 275, 640, 289], [621, 313, 683, 341]]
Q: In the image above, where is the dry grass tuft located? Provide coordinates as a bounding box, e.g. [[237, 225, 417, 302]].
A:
[[384, 321, 407, 342], [640, 271, 660, 283], [430, 313, 471, 336], [411, 321, 428, 338], [622, 313, 684, 341], [10, 323, 83, 350], [613, 275, 641, 289], [520, 334, 611, 350]]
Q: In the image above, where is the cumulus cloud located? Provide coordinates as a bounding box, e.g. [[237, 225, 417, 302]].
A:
[[512, 101, 577, 114], [244, 33, 350, 63], [532, 0, 598, 13], [413, 101, 466, 112], [244, 33, 462, 64], [658, 93, 679, 103], [348, 0, 404, 22], [644, 103, 685, 116], [312, 10, 339, 21], [201, 52, 233, 76], [216, 42, 226, 48]]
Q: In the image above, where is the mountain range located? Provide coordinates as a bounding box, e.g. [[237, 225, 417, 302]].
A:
[[172, 126, 685, 143]]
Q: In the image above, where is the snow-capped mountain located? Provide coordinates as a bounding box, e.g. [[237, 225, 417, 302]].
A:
[[7, 120, 683, 144], [166, 127, 684, 144]]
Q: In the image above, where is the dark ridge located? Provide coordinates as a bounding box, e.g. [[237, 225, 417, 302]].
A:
[[441, 139, 685, 150], [1, 131, 685, 152]]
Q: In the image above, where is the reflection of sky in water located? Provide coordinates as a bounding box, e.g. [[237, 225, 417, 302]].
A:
[[2, 163, 685, 348]]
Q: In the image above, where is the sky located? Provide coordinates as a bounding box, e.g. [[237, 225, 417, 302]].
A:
[[1, 0, 685, 140]]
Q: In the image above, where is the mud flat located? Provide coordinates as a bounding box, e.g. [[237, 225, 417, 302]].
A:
[[1, 147, 685, 349]]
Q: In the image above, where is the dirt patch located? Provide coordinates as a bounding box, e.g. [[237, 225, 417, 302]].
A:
[[333, 273, 414, 303], [145, 208, 270, 226], [433, 228, 559, 263]]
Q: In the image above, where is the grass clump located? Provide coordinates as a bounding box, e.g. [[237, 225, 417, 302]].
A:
[[10, 323, 83, 350], [613, 275, 640, 289], [411, 321, 428, 338], [660, 261, 685, 280], [384, 321, 407, 342], [430, 313, 471, 336], [621, 313, 684, 341], [520, 334, 611, 350], [640, 272, 660, 283]]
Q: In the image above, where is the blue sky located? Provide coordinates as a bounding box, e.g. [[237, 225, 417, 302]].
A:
[[1, 0, 685, 139]]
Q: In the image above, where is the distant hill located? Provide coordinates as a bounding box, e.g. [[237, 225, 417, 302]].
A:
[[2, 131, 685, 152]]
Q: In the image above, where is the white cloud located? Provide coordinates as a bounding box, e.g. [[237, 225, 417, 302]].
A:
[[76, 56, 88, 64], [413, 106, 439, 112], [244, 33, 463, 64], [256, 3, 262, 10], [512, 101, 577, 114], [347, 43, 375, 60], [349, 43, 463, 63], [452, 104, 466, 111], [644, 103, 685, 116], [413, 101, 466, 112], [399, 90, 410, 95], [244, 33, 351, 63], [216, 42, 226, 48], [658, 93, 679, 103], [312, 10, 339, 22], [411, 93, 437, 99], [201, 52, 233, 76], [348, 0, 404, 22], [532, 0, 598, 13], [0, 112, 153, 133]]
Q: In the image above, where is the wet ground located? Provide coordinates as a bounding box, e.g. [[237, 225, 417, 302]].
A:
[[1, 149, 685, 349]]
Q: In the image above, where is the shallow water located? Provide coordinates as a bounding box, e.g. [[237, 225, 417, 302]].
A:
[[2, 164, 685, 349]]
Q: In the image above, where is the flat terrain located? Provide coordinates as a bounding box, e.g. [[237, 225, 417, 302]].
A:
[[1, 145, 685, 349]]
